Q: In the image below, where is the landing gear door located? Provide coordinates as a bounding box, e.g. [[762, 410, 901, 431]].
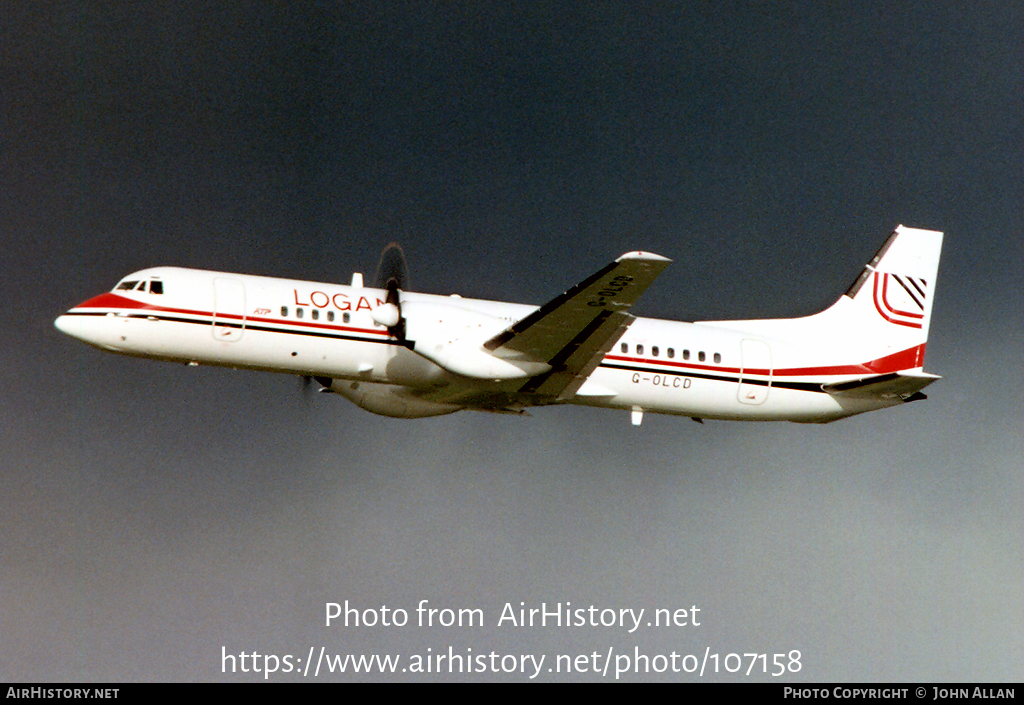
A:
[[738, 338, 771, 405], [213, 277, 246, 342]]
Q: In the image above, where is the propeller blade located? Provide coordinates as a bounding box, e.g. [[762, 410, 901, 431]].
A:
[[374, 242, 410, 291], [385, 277, 407, 344]]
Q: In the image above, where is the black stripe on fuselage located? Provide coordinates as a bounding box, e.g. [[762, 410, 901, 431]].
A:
[[62, 310, 404, 346], [599, 362, 826, 394], [67, 310, 828, 394]]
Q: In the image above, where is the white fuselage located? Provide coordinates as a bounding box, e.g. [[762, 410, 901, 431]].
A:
[[55, 266, 920, 423]]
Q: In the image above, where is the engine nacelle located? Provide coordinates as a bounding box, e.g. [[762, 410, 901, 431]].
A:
[[401, 301, 549, 380], [329, 378, 462, 418], [370, 302, 400, 328]]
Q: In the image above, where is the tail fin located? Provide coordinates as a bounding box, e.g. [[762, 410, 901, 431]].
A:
[[703, 224, 943, 376], [844, 225, 943, 340], [823, 225, 943, 371]]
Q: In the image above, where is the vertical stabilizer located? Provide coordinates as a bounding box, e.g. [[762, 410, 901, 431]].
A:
[[843, 225, 937, 336], [844, 225, 943, 341], [824, 225, 944, 370]]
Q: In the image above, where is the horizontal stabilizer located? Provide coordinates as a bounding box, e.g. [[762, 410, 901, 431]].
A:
[[822, 371, 941, 400]]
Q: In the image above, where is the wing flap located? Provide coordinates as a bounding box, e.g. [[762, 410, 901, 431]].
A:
[[484, 251, 670, 399], [520, 310, 634, 399]]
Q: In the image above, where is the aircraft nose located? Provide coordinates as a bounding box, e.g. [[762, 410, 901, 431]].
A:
[[54, 311, 84, 340], [55, 299, 103, 343], [54, 313, 69, 334], [55, 292, 116, 340]]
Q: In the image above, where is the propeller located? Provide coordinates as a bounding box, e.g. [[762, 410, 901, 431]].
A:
[[374, 242, 410, 290], [383, 277, 407, 344], [371, 243, 410, 345]]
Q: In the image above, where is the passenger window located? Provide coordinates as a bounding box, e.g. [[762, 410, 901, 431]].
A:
[[667, 348, 675, 359], [714, 353, 721, 364], [620, 343, 628, 353], [343, 312, 351, 323], [149, 281, 163, 294], [637, 344, 644, 356], [281, 306, 288, 317], [312, 309, 319, 320], [683, 350, 690, 360], [327, 311, 335, 322], [652, 346, 659, 357], [698, 351, 706, 362], [296, 308, 304, 319]]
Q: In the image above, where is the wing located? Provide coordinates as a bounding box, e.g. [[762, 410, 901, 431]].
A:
[[484, 251, 671, 400]]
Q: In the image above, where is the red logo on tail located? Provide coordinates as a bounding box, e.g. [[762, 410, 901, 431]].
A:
[[872, 272, 926, 328]]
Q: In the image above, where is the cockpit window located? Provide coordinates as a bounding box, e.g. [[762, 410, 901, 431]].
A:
[[114, 278, 164, 294]]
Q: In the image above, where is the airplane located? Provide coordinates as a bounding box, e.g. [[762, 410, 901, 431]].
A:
[[54, 225, 943, 425]]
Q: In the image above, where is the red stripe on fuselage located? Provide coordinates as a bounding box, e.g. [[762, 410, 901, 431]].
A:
[[74, 293, 927, 375], [74, 292, 150, 310], [69, 292, 391, 337], [604, 343, 925, 378]]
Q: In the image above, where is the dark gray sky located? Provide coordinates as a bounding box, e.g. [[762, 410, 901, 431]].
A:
[[2, 1, 1021, 681]]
